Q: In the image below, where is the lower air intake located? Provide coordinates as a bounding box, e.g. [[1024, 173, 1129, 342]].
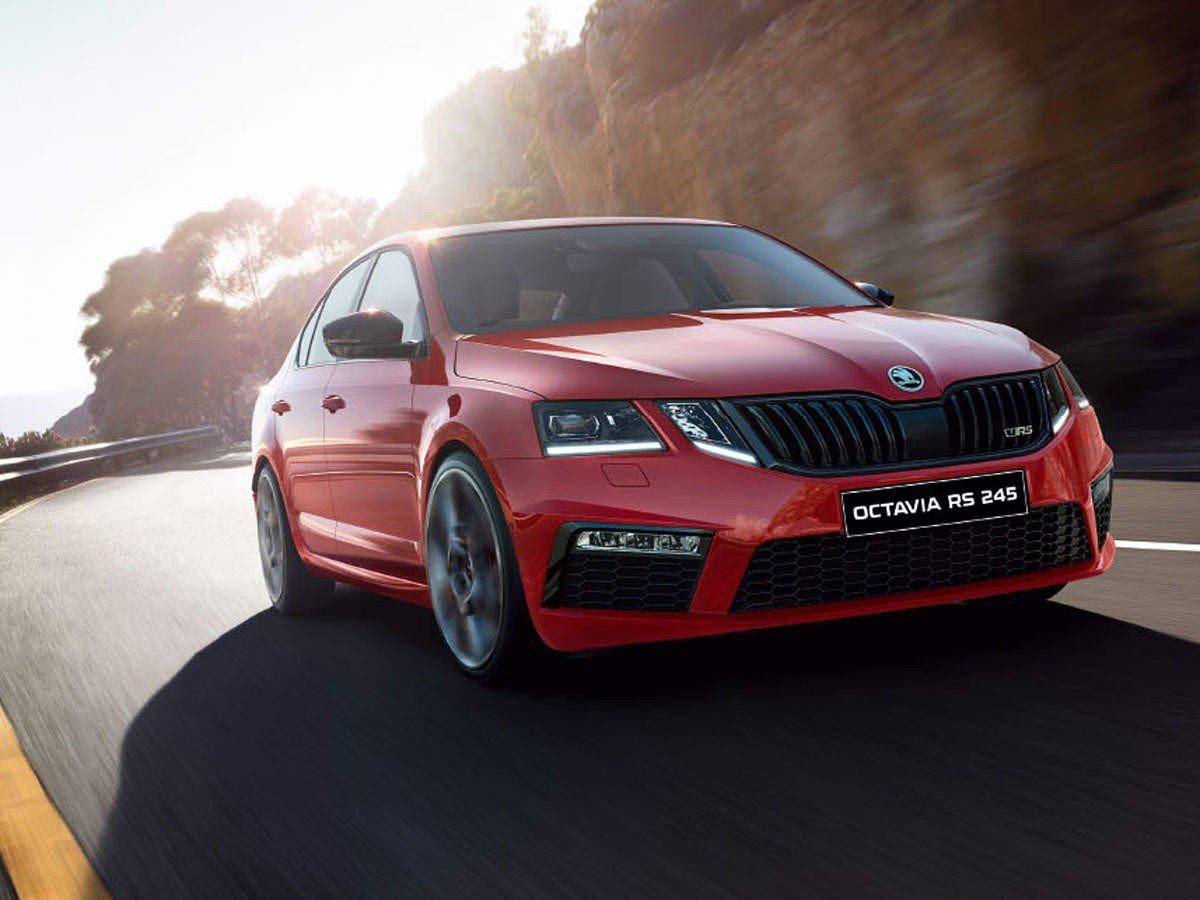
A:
[[549, 551, 703, 612], [1094, 493, 1112, 549], [732, 503, 1092, 613]]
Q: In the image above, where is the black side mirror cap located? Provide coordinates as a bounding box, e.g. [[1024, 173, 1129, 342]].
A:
[[323, 309, 416, 359], [854, 282, 895, 306]]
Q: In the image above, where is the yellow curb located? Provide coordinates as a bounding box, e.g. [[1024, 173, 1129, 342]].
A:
[[0, 704, 108, 899], [0, 479, 106, 527]]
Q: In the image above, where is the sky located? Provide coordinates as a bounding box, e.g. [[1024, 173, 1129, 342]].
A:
[[0, 0, 591, 433]]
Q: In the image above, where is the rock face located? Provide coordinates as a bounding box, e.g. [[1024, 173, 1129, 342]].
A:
[[525, 0, 1200, 439], [51, 394, 94, 439]]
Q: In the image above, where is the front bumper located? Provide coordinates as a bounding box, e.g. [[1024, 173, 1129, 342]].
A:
[[493, 404, 1114, 653]]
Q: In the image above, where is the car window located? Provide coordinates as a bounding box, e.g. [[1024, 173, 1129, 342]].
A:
[[698, 249, 798, 308], [428, 224, 874, 334], [295, 301, 322, 366], [358, 249, 426, 346], [306, 257, 372, 366]]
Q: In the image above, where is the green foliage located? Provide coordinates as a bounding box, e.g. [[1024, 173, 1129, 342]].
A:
[[0, 429, 83, 459], [509, 5, 566, 121], [164, 198, 278, 307], [76, 9, 568, 443], [521, 5, 566, 67], [79, 191, 371, 439], [476, 185, 543, 222], [273, 188, 377, 266]]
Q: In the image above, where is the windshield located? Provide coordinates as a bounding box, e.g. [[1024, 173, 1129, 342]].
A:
[[428, 224, 875, 333]]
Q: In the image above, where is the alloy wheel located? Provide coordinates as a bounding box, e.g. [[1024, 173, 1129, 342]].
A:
[[426, 467, 505, 669], [256, 476, 285, 601]]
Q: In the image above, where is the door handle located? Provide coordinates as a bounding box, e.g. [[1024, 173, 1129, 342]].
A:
[[270, 400, 291, 416], [322, 394, 346, 413]]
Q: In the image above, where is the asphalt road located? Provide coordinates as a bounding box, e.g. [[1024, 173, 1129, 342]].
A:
[[1, 448, 1198, 897]]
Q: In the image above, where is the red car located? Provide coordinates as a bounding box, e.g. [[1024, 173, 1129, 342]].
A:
[[252, 218, 1114, 680]]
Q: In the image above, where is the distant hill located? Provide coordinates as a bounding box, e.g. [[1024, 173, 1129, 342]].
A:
[[51, 394, 94, 438], [0, 389, 91, 438]]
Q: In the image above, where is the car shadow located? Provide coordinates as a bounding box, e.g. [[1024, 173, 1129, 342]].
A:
[[96, 594, 1200, 898]]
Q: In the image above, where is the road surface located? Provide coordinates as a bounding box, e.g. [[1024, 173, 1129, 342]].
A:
[[0, 448, 1198, 897]]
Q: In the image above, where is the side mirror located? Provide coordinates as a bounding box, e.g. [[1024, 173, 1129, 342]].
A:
[[322, 309, 415, 359], [854, 282, 895, 306]]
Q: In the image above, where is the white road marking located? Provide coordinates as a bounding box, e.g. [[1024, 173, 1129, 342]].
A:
[[1116, 540, 1200, 553]]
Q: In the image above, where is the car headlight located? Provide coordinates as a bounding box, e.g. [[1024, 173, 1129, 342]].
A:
[[1058, 362, 1090, 410], [657, 400, 759, 465], [534, 401, 664, 457], [1041, 366, 1070, 433]]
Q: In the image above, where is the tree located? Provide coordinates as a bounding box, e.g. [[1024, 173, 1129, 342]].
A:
[[163, 198, 278, 307], [274, 188, 377, 267], [520, 5, 566, 67], [80, 248, 204, 364]]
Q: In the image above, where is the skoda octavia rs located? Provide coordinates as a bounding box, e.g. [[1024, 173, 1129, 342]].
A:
[[251, 217, 1114, 680]]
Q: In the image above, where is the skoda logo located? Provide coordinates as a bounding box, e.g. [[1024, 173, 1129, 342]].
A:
[[888, 365, 925, 392]]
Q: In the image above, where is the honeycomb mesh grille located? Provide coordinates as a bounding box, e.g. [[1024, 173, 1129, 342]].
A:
[[1095, 492, 1112, 548], [555, 552, 703, 612], [732, 503, 1092, 613]]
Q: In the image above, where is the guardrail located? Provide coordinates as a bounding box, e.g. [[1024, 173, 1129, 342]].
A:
[[0, 426, 221, 498]]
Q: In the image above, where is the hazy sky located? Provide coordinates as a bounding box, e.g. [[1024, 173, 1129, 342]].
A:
[[0, 0, 591, 426]]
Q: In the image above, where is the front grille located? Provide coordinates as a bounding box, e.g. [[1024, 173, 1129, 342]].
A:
[[549, 551, 703, 612], [729, 372, 1049, 473], [731, 503, 1092, 613]]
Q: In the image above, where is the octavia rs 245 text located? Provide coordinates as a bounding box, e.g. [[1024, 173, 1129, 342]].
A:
[[252, 218, 1113, 680]]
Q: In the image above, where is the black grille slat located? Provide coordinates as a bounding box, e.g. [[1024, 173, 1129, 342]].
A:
[[987, 384, 1005, 449], [1016, 380, 1036, 441], [830, 401, 866, 466], [1001, 382, 1019, 449], [846, 400, 881, 462], [731, 503, 1092, 613], [948, 393, 966, 455], [788, 402, 828, 467], [745, 405, 789, 460], [766, 402, 808, 465], [810, 401, 849, 468], [978, 386, 996, 451], [965, 387, 984, 454], [732, 373, 1050, 473], [865, 402, 900, 462]]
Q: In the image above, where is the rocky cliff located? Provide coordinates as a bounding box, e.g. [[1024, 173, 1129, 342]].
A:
[[390, 0, 1200, 443], [534, 0, 1200, 439]]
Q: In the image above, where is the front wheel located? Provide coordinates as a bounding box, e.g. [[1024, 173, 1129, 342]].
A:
[[425, 452, 531, 682], [256, 466, 334, 614]]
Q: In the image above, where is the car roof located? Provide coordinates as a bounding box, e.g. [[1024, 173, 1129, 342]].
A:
[[367, 216, 737, 251]]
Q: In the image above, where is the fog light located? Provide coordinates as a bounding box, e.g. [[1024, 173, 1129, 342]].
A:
[[1091, 467, 1112, 506], [574, 529, 704, 556]]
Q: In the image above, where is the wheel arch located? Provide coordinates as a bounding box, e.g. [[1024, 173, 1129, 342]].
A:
[[420, 428, 519, 540], [251, 452, 273, 495]]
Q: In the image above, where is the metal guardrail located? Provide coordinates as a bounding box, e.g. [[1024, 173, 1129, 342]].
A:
[[0, 426, 221, 494]]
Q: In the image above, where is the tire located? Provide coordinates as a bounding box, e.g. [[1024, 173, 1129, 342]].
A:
[[424, 451, 533, 683], [255, 465, 335, 615]]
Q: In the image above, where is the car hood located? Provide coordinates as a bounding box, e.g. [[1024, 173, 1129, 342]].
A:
[[454, 307, 1056, 402]]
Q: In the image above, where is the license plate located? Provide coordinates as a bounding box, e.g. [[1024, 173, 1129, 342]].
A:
[[841, 470, 1028, 538]]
